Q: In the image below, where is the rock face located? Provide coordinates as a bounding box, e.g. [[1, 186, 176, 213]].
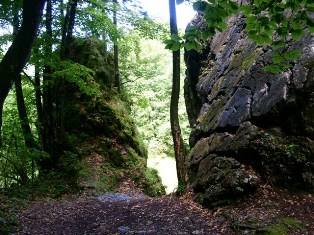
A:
[[185, 15, 314, 206]]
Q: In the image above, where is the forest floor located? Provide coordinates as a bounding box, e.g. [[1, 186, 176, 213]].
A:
[[9, 180, 314, 235]]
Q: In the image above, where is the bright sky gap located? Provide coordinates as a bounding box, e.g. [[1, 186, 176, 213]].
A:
[[139, 0, 196, 29]]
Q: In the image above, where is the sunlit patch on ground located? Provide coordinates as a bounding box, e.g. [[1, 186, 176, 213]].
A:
[[147, 155, 178, 194]]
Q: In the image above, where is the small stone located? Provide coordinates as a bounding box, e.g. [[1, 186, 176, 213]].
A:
[[118, 226, 129, 234]]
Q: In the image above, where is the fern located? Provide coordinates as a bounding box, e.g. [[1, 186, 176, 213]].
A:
[[52, 61, 100, 96]]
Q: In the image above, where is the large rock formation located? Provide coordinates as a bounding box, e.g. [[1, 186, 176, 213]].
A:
[[185, 14, 314, 206], [58, 38, 165, 196]]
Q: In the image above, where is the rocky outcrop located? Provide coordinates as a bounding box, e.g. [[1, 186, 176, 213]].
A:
[[185, 14, 314, 206], [59, 38, 165, 196]]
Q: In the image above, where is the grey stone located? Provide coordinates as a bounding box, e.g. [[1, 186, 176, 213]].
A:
[[98, 193, 132, 203], [185, 13, 314, 206], [118, 226, 130, 234]]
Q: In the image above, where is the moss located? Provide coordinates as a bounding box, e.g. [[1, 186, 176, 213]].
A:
[[241, 49, 262, 71], [70, 38, 114, 87], [143, 168, 166, 197], [281, 218, 307, 230], [265, 224, 288, 235], [261, 217, 307, 235]]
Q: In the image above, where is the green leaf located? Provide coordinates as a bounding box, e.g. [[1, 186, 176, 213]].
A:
[[309, 26, 314, 33], [273, 52, 284, 63], [308, 6, 314, 11], [193, 1, 207, 11], [268, 19, 277, 28], [195, 41, 203, 52], [264, 25, 272, 36], [292, 22, 302, 30], [254, 0, 262, 7], [307, 1, 314, 7], [170, 42, 181, 51], [186, 25, 198, 32], [229, 1, 239, 13], [264, 65, 283, 73], [240, 5, 252, 15], [277, 27, 289, 37], [273, 40, 285, 48], [183, 42, 195, 51], [288, 49, 301, 60], [292, 29, 304, 41], [246, 16, 258, 24], [165, 44, 172, 50], [306, 17, 314, 27], [164, 39, 174, 45], [200, 30, 213, 40], [171, 34, 181, 41], [214, 6, 228, 18], [216, 21, 227, 31], [259, 16, 269, 26]]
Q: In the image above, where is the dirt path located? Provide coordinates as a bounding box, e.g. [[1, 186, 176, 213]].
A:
[[13, 187, 314, 235], [15, 193, 222, 235]]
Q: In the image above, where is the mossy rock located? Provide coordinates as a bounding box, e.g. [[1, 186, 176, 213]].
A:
[[258, 217, 308, 235]]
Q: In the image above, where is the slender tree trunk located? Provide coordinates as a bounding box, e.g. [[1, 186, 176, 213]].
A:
[[113, 0, 120, 89], [42, 0, 55, 166], [169, 0, 188, 190], [15, 75, 36, 148], [12, 4, 35, 149], [0, 0, 46, 147], [57, 0, 79, 142], [61, 0, 79, 59], [34, 57, 43, 143]]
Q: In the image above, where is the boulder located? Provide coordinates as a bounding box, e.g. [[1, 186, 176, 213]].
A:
[[185, 14, 314, 206]]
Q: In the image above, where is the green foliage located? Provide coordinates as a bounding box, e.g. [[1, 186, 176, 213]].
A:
[[285, 144, 307, 163], [176, 180, 186, 195], [123, 38, 190, 159], [0, 79, 41, 188], [52, 61, 100, 96], [167, 0, 314, 72], [143, 167, 166, 197], [77, 0, 119, 40], [263, 217, 307, 235], [264, 50, 301, 73], [0, 0, 167, 199]]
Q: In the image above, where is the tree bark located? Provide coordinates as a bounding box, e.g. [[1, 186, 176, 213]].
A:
[[57, 0, 79, 142], [113, 0, 120, 89], [0, 0, 46, 147], [12, 3, 35, 149], [42, 0, 55, 165], [15, 75, 36, 148], [34, 61, 43, 143], [61, 0, 79, 59], [168, 0, 188, 190]]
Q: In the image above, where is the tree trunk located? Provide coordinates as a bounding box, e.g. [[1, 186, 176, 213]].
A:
[[56, 0, 79, 143], [41, 0, 55, 167], [61, 0, 79, 59], [34, 57, 43, 143], [168, 0, 188, 190], [12, 3, 35, 149], [113, 0, 120, 89], [0, 0, 46, 147], [15, 75, 36, 148]]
